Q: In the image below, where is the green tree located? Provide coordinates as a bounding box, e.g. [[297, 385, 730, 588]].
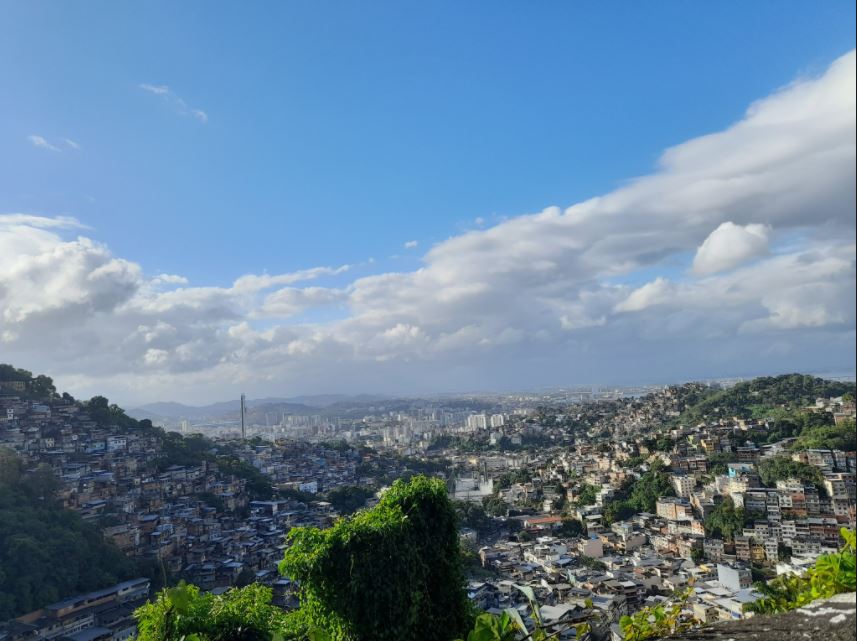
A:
[[758, 456, 825, 492], [791, 419, 856, 452], [30, 374, 56, 400], [678, 374, 855, 424], [482, 495, 509, 517], [601, 464, 675, 524], [280, 476, 472, 641], [325, 486, 373, 515], [704, 497, 746, 540], [574, 483, 599, 506], [555, 518, 585, 538], [454, 501, 496, 537]]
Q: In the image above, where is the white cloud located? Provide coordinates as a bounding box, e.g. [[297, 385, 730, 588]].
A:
[[692, 222, 770, 275], [140, 84, 170, 95], [28, 135, 62, 152], [140, 83, 208, 124], [404, 240, 419, 249], [0, 214, 87, 229], [615, 278, 673, 313], [2, 50, 855, 402], [28, 135, 81, 152], [232, 265, 350, 292], [151, 273, 189, 286], [259, 286, 348, 318]]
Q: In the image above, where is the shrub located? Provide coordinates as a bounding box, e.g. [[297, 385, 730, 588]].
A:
[[619, 588, 697, 641], [135, 582, 294, 641]]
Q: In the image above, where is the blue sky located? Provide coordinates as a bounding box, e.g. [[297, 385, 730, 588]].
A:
[[2, 1, 854, 283], [0, 3, 855, 403]]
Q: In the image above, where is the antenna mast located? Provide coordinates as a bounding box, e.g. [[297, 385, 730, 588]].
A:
[[240, 393, 246, 440]]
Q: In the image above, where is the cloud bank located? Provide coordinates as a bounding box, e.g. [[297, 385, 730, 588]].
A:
[[2, 51, 855, 403]]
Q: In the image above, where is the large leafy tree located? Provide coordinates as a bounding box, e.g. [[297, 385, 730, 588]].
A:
[[704, 497, 747, 540], [280, 476, 472, 641]]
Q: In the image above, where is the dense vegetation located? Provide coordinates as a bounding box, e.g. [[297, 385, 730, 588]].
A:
[[0, 364, 58, 401], [0, 448, 137, 620], [493, 469, 532, 490], [555, 517, 586, 538], [790, 418, 856, 451], [573, 483, 599, 506], [136, 582, 291, 641], [355, 453, 451, 485], [676, 374, 854, 424], [325, 486, 374, 515], [455, 500, 497, 537], [602, 463, 676, 524], [703, 496, 747, 540], [757, 456, 826, 492], [281, 476, 471, 641]]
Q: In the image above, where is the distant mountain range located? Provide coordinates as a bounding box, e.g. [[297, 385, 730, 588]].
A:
[[128, 394, 392, 421]]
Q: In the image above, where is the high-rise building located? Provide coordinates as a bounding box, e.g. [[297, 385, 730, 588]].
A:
[[466, 414, 488, 430]]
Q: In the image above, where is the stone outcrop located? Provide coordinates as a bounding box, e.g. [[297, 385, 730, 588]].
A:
[[667, 592, 855, 641]]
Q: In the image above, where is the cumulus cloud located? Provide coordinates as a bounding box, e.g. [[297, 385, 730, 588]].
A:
[[2, 50, 855, 402], [140, 83, 208, 123], [692, 222, 770, 275], [0, 217, 141, 325], [404, 240, 419, 249], [151, 273, 189, 286], [259, 287, 348, 318]]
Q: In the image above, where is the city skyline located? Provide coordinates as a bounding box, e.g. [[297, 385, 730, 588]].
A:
[[1, 3, 855, 404]]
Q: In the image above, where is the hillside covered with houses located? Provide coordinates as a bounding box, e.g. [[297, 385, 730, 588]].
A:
[[0, 366, 854, 640]]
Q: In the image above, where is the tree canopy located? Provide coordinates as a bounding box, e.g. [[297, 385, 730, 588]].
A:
[[758, 456, 825, 492], [135, 582, 292, 641], [704, 497, 747, 540], [790, 419, 856, 452], [677, 374, 855, 424], [574, 483, 599, 506], [602, 464, 676, 524], [279, 476, 471, 641], [325, 486, 374, 515]]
